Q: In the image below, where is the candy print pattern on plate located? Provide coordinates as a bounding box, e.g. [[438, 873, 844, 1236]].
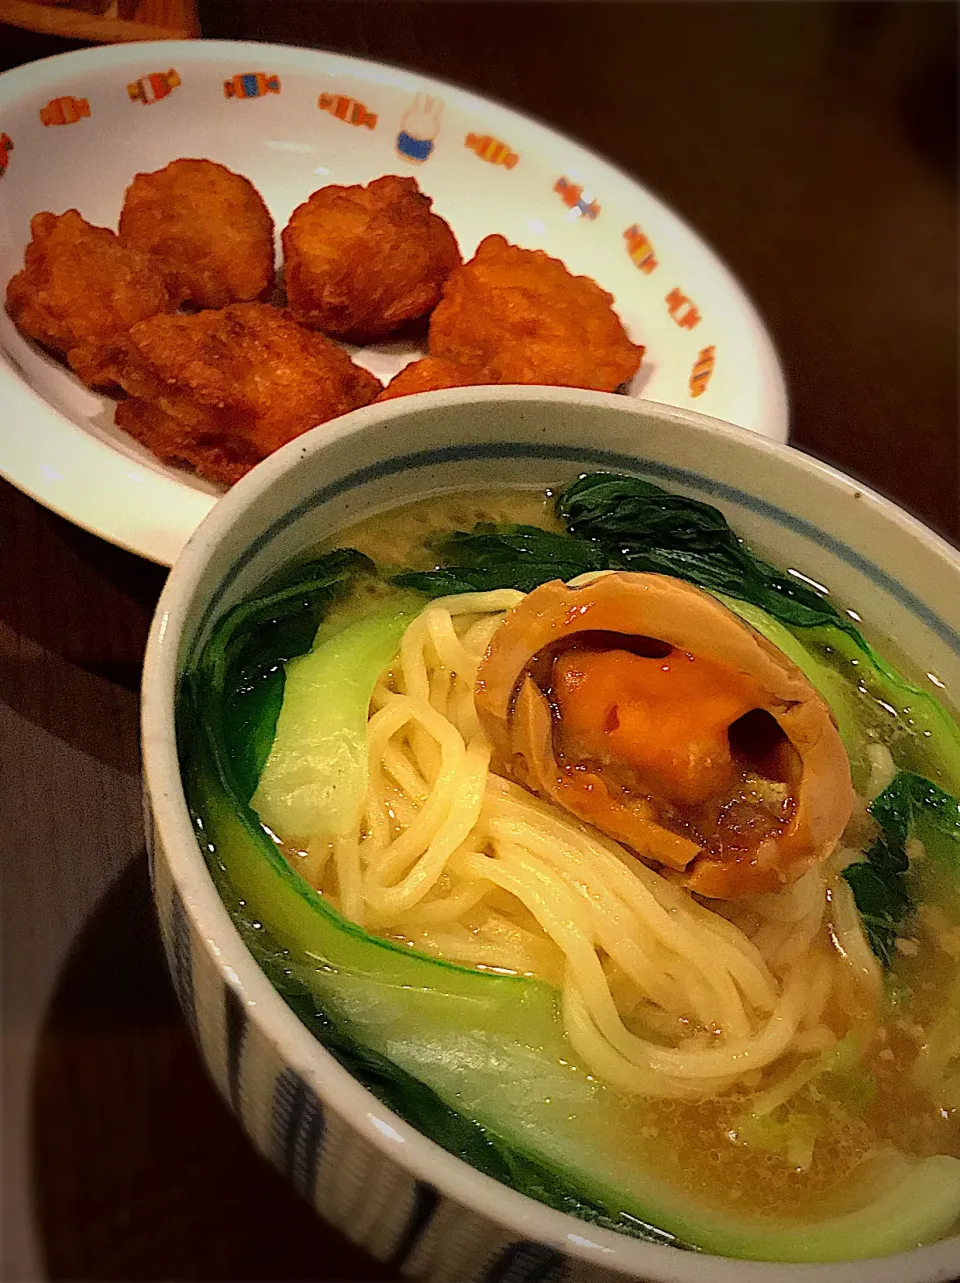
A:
[[624, 224, 657, 274], [554, 177, 600, 220], [465, 134, 519, 169], [224, 73, 281, 100], [128, 70, 181, 105], [0, 134, 12, 178], [665, 286, 701, 330], [396, 94, 443, 164], [40, 97, 89, 127], [318, 93, 377, 129], [689, 345, 716, 397]]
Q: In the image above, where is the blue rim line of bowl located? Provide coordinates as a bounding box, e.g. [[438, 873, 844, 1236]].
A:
[[188, 440, 960, 668]]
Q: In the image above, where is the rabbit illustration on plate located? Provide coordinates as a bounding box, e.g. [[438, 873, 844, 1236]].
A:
[[396, 94, 444, 164]]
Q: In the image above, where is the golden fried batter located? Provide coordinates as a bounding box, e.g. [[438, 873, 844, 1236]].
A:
[[376, 355, 492, 402], [282, 175, 461, 342], [119, 159, 274, 309], [115, 398, 258, 487], [114, 303, 382, 485], [428, 235, 644, 392], [5, 209, 176, 389]]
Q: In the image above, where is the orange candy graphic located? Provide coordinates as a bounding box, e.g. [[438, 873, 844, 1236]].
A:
[[128, 70, 181, 105], [224, 73, 281, 100], [465, 134, 519, 168], [689, 345, 716, 397], [318, 93, 377, 129], [666, 287, 701, 330], [624, 224, 658, 274], [40, 97, 90, 127], [554, 177, 600, 220]]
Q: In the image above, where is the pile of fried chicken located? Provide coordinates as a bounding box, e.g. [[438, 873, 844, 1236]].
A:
[[6, 160, 644, 486]]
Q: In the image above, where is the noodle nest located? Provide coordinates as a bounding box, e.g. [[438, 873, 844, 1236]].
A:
[[297, 593, 877, 1101]]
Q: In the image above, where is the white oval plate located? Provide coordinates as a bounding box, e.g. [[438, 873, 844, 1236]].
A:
[[0, 40, 787, 565]]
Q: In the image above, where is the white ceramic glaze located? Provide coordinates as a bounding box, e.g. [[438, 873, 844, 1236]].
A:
[[142, 387, 960, 1283], [0, 40, 787, 565]]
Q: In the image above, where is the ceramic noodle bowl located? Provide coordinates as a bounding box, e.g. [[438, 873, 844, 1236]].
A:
[[142, 388, 960, 1283]]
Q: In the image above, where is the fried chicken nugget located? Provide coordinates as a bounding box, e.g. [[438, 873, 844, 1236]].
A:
[[5, 209, 176, 389], [119, 159, 275, 309], [114, 302, 382, 486], [429, 235, 644, 392], [375, 356, 492, 402], [282, 175, 461, 342], [115, 398, 257, 487]]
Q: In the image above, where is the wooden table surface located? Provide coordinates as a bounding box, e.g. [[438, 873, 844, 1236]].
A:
[[1, 5, 957, 1280]]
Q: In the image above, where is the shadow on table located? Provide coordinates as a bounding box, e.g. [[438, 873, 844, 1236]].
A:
[[29, 853, 399, 1281], [0, 485, 167, 702]]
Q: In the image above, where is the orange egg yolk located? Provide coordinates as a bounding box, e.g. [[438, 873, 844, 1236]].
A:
[[552, 647, 769, 808]]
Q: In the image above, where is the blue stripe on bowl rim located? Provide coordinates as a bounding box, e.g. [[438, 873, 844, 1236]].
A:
[[169, 884, 199, 1039], [188, 443, 960, 667], [144, 800, 157, 892], [387, 1179, 441, 1269], [271, 1066, 327, 1203], [481, 1240, 568, 1282], [224, 984, 248, 1119]]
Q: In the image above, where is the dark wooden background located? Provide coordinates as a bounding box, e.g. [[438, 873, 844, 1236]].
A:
[[1, 4, 957, 1280]]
